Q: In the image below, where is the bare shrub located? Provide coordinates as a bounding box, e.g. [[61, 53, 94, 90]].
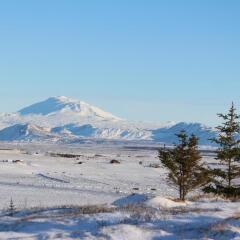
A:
[[110, 160, 120, 164]]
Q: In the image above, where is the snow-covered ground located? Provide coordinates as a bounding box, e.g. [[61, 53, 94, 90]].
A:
[[0, 143, 239, 239], [0, 143, 173, 208]]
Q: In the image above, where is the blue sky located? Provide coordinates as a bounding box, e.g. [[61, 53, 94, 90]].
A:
[[0, 0, 239, 125]]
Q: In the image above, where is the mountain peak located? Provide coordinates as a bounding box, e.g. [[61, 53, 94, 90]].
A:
[[18, 96, 122, 121], [51, 96, 81, 104]]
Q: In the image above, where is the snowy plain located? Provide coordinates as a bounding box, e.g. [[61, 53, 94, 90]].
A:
[[0, 142, 239, 239], [0, 142, 173, 208]]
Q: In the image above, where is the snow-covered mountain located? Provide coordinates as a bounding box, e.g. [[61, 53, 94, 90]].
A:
[[19, 96, 122, 121], [0, 96, 217, 145], [52, 123, 152, 141], [152, 122, 216, 145], [0, 124, 55, 141]]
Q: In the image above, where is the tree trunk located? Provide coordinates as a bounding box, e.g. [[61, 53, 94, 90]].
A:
[[228, 158, 232, 188], [179, 185, 182, 200]]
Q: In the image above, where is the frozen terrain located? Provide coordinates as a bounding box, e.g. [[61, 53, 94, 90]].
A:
[[0, 143, 174, 208], [0, 143, 239, 239]]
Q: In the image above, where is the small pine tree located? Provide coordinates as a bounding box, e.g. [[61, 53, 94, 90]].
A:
[[204, 103, 240, 197], [159, 130, 210, 201], [8, 198, 16, 216]]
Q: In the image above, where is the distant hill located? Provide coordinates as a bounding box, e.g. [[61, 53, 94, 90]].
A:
[[0, 96, 217, 145]]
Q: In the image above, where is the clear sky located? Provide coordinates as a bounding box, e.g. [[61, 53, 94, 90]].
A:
[[0, 0, 239, 125]]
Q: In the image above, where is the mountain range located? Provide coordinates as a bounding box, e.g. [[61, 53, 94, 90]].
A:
[[0, 96, 217, 145]]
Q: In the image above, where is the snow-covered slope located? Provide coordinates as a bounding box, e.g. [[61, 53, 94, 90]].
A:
[[152, 122, 216, 145], [19, 96, 121, 121], [52, 123, 152, 141], [0, 96, 217, 145], [0, 124, 56, 141]]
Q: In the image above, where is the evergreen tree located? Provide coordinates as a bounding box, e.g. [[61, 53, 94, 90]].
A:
[[159, 130, 210, 201], [8, 198, 16, 216], [205, 103, 240, 197]]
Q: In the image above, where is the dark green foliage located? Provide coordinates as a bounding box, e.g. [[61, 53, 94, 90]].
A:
[[159, 130, 210, 201], [8, 198, 16, 216], [204, 103, 240, 198], [204, 185, 240, 198]]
